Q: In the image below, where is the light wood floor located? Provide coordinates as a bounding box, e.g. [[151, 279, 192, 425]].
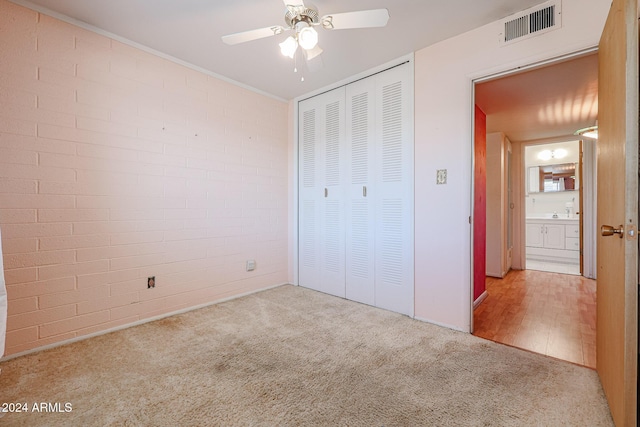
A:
[[473, 269, 596, 369]]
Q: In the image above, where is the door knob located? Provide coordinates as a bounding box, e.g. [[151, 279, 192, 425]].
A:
[[601, 224, 624, 238]]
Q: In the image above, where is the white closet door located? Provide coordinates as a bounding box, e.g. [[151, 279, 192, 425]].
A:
[[320, 88, 346, 297], [345, 77, 376, 305], [298, 62, 413, 315], [298, 96, 323, 292], [298, 88, 346, 298], [374, 63, 414, 316]]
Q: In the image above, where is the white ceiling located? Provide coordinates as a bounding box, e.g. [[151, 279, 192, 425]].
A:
[[15, 0, 547, 100], [475, 53, 599, 143], [14, 0, 598, 142]]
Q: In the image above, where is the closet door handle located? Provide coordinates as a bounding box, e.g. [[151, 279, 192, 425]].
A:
[[363, 186, 367, 197], [324, 188, 328, 198]]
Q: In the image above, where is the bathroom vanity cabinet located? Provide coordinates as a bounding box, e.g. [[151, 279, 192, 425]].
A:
[[525, 218, 579, 263]]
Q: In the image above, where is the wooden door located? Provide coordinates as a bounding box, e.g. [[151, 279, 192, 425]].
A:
[[473, 106, 487, 301], [596, 0, 638, 425], [578, 140, 584, 274]]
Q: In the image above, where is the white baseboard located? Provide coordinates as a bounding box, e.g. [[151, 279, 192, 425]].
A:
[[413, 316, 469, 333], [473, 291, 488, 309], [1, 282, 289, 362]]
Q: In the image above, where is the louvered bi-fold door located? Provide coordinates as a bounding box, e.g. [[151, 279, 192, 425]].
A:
[[298, 63, 413, 316], [345, 77, 376, 306], [298, 88, 346, 298], [373, 63, 414, 316], [298, 97, 321, 292]]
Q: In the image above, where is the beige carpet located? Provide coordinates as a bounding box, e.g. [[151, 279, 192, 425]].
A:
[[0, 285, 613, 426]]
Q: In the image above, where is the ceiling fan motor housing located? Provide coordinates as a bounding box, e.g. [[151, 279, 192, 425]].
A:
[[284, 6, 319, 28]]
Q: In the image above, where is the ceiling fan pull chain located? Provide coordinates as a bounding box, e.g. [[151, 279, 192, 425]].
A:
[[292, 49, 304, 82]]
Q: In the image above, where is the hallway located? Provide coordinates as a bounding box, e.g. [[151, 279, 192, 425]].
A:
[[473, 269, 596, 369]]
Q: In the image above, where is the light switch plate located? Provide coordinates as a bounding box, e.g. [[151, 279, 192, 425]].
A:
[[436, 169, 447, 185]]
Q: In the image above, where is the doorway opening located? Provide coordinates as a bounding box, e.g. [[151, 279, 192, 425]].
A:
[[524, 140, 582, 276], [471, 51, 598, 368]]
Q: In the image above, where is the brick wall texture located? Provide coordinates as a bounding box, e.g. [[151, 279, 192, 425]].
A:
[[0, 0, 290, 356]]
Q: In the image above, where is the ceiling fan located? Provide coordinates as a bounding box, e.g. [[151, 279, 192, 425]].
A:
[[221, 1, 389, 63]]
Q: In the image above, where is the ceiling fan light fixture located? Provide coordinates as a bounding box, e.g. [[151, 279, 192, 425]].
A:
[[223, 5, 390, 72], [537, 148, 568, 161], [574, 125, 598, 139], [298, 26, 318, 50], [279, 36, 298, 58]]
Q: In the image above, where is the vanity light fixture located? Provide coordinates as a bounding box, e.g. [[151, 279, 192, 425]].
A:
[[537, 148, 567, 161], [553, 148, 567, 159], [538, 150, 552, 161]]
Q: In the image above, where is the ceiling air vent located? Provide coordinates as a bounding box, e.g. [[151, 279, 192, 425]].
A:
[[500, 0, 561, 45]]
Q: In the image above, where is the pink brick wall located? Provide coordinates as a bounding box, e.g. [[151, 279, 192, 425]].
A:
[[0, 0, 290, 356]]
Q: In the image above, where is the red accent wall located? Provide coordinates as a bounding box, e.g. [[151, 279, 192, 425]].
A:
[[473, 106, 487, 302]]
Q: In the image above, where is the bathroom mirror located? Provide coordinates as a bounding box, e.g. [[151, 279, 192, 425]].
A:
[[528, 163, 577, 193]]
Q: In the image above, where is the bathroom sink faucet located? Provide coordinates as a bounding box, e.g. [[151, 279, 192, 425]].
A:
[[565, 207, 571, 217], [552, 212, 558, 218]]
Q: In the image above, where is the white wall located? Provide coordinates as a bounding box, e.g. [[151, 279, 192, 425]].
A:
[[413, 0, 611, 331], [526, 192, 579, 217], [486, 132, 503, 277]]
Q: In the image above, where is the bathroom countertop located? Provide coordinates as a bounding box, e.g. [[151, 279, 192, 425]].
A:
[[526, 215, 579, 222]]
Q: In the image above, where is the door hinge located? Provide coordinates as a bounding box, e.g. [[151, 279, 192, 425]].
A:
[[469, 216, 472, 224]]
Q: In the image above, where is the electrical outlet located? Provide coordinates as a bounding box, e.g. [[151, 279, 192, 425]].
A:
[[246, 260, 256, 272], [147, 276, 155, 289]]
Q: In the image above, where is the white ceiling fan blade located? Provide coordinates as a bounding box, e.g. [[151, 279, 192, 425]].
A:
[[222, 26, 286, 45], [283, 0, 305, 8], [321, 9, 389, 30]]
